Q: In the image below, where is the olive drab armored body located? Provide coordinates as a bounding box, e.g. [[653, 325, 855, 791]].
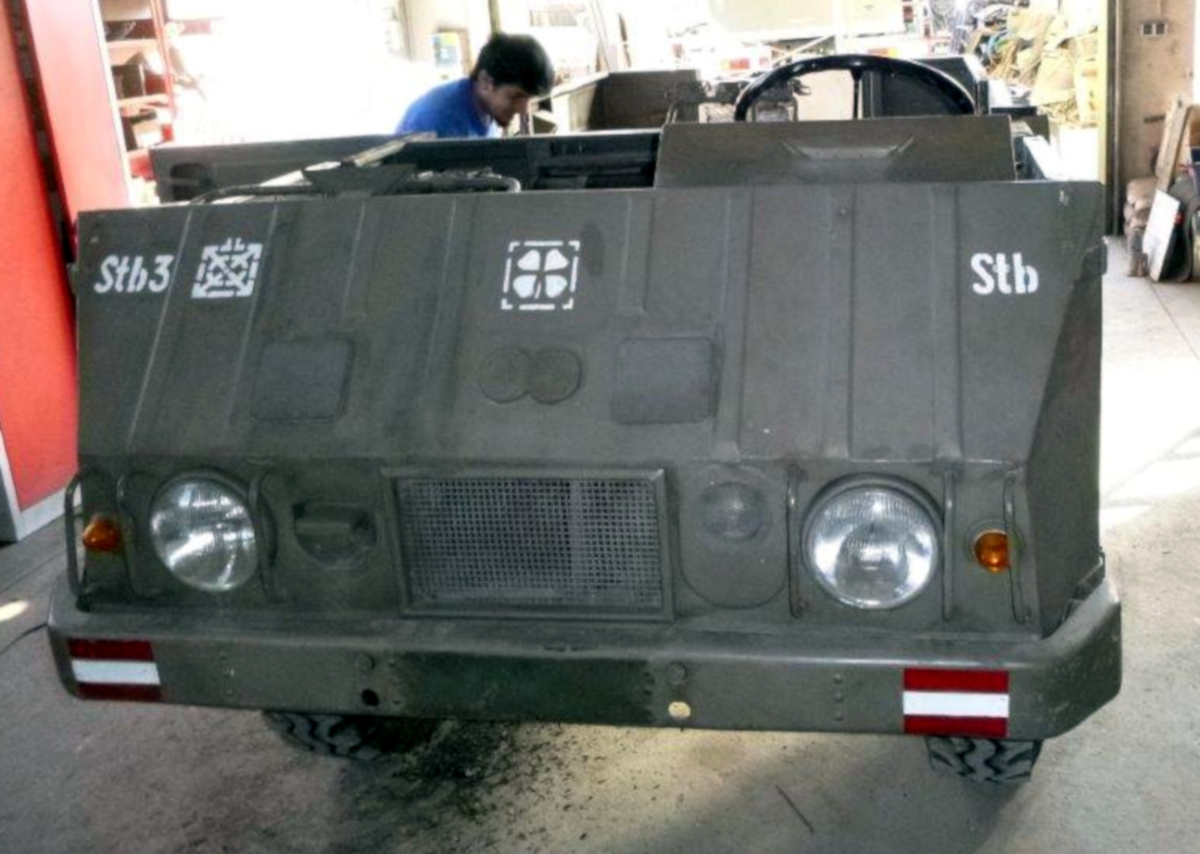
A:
[[50, 56, 1119, 783]]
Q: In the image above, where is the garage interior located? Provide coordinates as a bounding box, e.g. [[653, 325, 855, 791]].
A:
[[1, 1, 1199, 852]]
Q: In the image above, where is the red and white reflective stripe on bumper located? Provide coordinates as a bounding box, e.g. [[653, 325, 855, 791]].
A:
[[67, 639, 162, 702], [903, 669, 1009, 738]]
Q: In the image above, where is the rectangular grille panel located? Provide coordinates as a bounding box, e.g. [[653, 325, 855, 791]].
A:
[[395, 477, 664, 614]]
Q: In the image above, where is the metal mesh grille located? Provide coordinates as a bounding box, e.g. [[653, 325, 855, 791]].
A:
[[395, 477, 664, 614]]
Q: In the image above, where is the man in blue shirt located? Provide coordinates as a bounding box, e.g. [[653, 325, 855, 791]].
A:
[[398, 33, 555, 139]]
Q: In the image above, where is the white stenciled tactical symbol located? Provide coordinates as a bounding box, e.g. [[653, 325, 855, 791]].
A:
[[502, 240, 580, 311], [192, 238, 264, 299]]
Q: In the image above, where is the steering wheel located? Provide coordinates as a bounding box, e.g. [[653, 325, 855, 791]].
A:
[[733, 54, 976, 122]]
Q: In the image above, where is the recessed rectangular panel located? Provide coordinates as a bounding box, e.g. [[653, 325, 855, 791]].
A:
[[613, 338, 716, 424], [253, 339, 353, 421]]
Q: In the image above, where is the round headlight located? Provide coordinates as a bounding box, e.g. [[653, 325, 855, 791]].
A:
[[150, 479, 258, 592], [803, 483, 939, 610]]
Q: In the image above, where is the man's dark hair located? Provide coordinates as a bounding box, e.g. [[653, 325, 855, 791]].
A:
[[471, 33, 555, 95]]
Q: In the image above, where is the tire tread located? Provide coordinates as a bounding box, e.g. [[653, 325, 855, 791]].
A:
[[925, 736, 1043, 783], [264, 711, 437, 761]]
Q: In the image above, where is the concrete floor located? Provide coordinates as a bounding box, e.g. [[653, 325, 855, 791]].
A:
[[3, 240, 1200, 854]]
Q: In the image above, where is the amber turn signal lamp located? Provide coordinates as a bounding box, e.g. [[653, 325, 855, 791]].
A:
[[972, 530, 1009, 573], [82, 515, 123, 553]]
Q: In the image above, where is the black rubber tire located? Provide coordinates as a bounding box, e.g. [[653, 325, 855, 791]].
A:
[[925, 736, 1043, 784], [264, 712, 440, 761]]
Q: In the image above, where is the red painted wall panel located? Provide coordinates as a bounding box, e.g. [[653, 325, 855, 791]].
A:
[[23, 0, 128, 222], [0, 9, 78, 508]]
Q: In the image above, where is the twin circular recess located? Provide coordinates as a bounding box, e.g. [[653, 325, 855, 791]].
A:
[[478, 347, 583, 405]]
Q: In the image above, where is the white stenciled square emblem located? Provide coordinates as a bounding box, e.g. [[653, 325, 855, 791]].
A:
[[501, 239, 581, 312], [192, 238, 264, 299]]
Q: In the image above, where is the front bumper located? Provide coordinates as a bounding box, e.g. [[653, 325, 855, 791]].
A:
[[48, 575, 1120, 740]]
